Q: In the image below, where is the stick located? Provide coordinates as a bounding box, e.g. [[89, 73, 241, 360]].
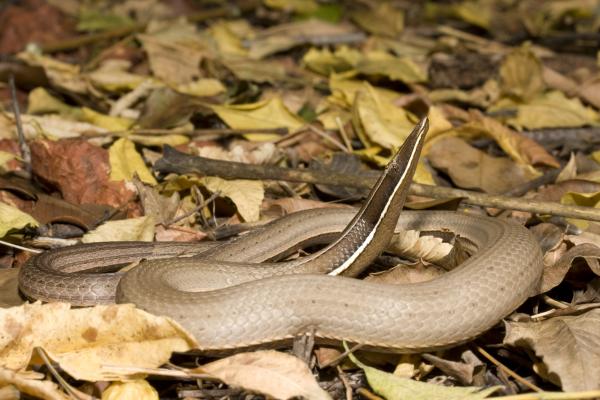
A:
[[8, 75, 31, 176], [154, 146, 600, 222]]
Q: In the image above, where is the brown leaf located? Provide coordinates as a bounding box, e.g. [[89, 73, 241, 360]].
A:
[[0, 268, 23, 308], [197, 350, 331, 400], [504, 309, 600, 391], [499, 44, 545, 102], [428, 136, 533, 194], [30, 139, 137, 212], [469, 112, 560, 168], [366, 261, 445, 285], [540, 243, 600, 293]]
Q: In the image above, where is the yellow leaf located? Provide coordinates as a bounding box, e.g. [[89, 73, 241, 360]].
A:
[[87, 59, 147, 92], [452, 1, 492, 30], [82, 216, 156, 243], [265, 0, 319, 13], [507, 91, 600, 130], [500, 44, 545, 102], [329, 75, 400, 108], [208, 20, 248, 57], [302, 46, 361, 75], [211, 97, 304, 141], [425, 106, 453, 140], [27, 87, 79, 116], [356, 51, 427, 83], [592, 150, 600, 164], [0, 203, 38, 238], [82, 107, 134, 131], [102, 380, 158, 400], [0, 151, 16, 170], [127, 134, 190, 147], [354, 84, 416, 149], [175, 78, 226, 97], [17, 51, 87, 94], [561, 191, 600, 230], [201, 177, 264, 222], [351, 2, 404, 37], [109, 138, 157, 184], [0, 303, 196, 381]]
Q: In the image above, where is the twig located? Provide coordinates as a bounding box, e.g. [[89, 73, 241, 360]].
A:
[[337, 366, 353, 400], [476, 346, 543, 393], [502, 169, 561, 198], [35, 347, 94, 400], [154, 147, 600, 222], [357, 388, 384, 400], [335, 116, 353, 152], [319, 343, 365, 369], [541, 295, 569, 309], [307, 124, 350, 153], [8, 75, 31, 177], [0, 239, 42, 253], [163, 191, 220, 227]]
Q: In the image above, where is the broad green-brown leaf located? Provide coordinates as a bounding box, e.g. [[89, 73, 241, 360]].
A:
[[348, 349, 499, 400]]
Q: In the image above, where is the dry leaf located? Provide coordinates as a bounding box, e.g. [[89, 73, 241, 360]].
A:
[[556, 153, 577, 182], [458, 112, 560, 168], [197, 350, 331, 400], [540, 243, 600, 293], [87, 59, 147, 92], [81, 216, 155, 243], [0, 113, 107, 140], [499, 44, 545, 101], [506, 91, 600, 130], [109, 138, 157, 185], [356, 52, 427, 83], [0, 268, 23, 308], [0, 303, 197, 381], [0, 202, 39, 238], [351, 2, 404, 37], [248, 19, 357, 59], [201, 176, 264, 222], [428, 136, 534, 194], [137, 20, 211, 85], [348, 350, 499, 400], [0, 369, 69, 400], [504, 309, 600, 391], [102, 380, 158, 400], [211, 97, 304, 141]]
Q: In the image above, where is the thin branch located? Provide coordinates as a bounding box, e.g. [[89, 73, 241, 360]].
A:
[[154, 147, 600, 222], [0, 239, 42, 253], [307, 124, 350, 153], [476, 346, 543, 393], [8, 75, 31, 176]]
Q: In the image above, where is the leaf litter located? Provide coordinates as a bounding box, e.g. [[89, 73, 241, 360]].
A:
[[1, 0, 600, 399]]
